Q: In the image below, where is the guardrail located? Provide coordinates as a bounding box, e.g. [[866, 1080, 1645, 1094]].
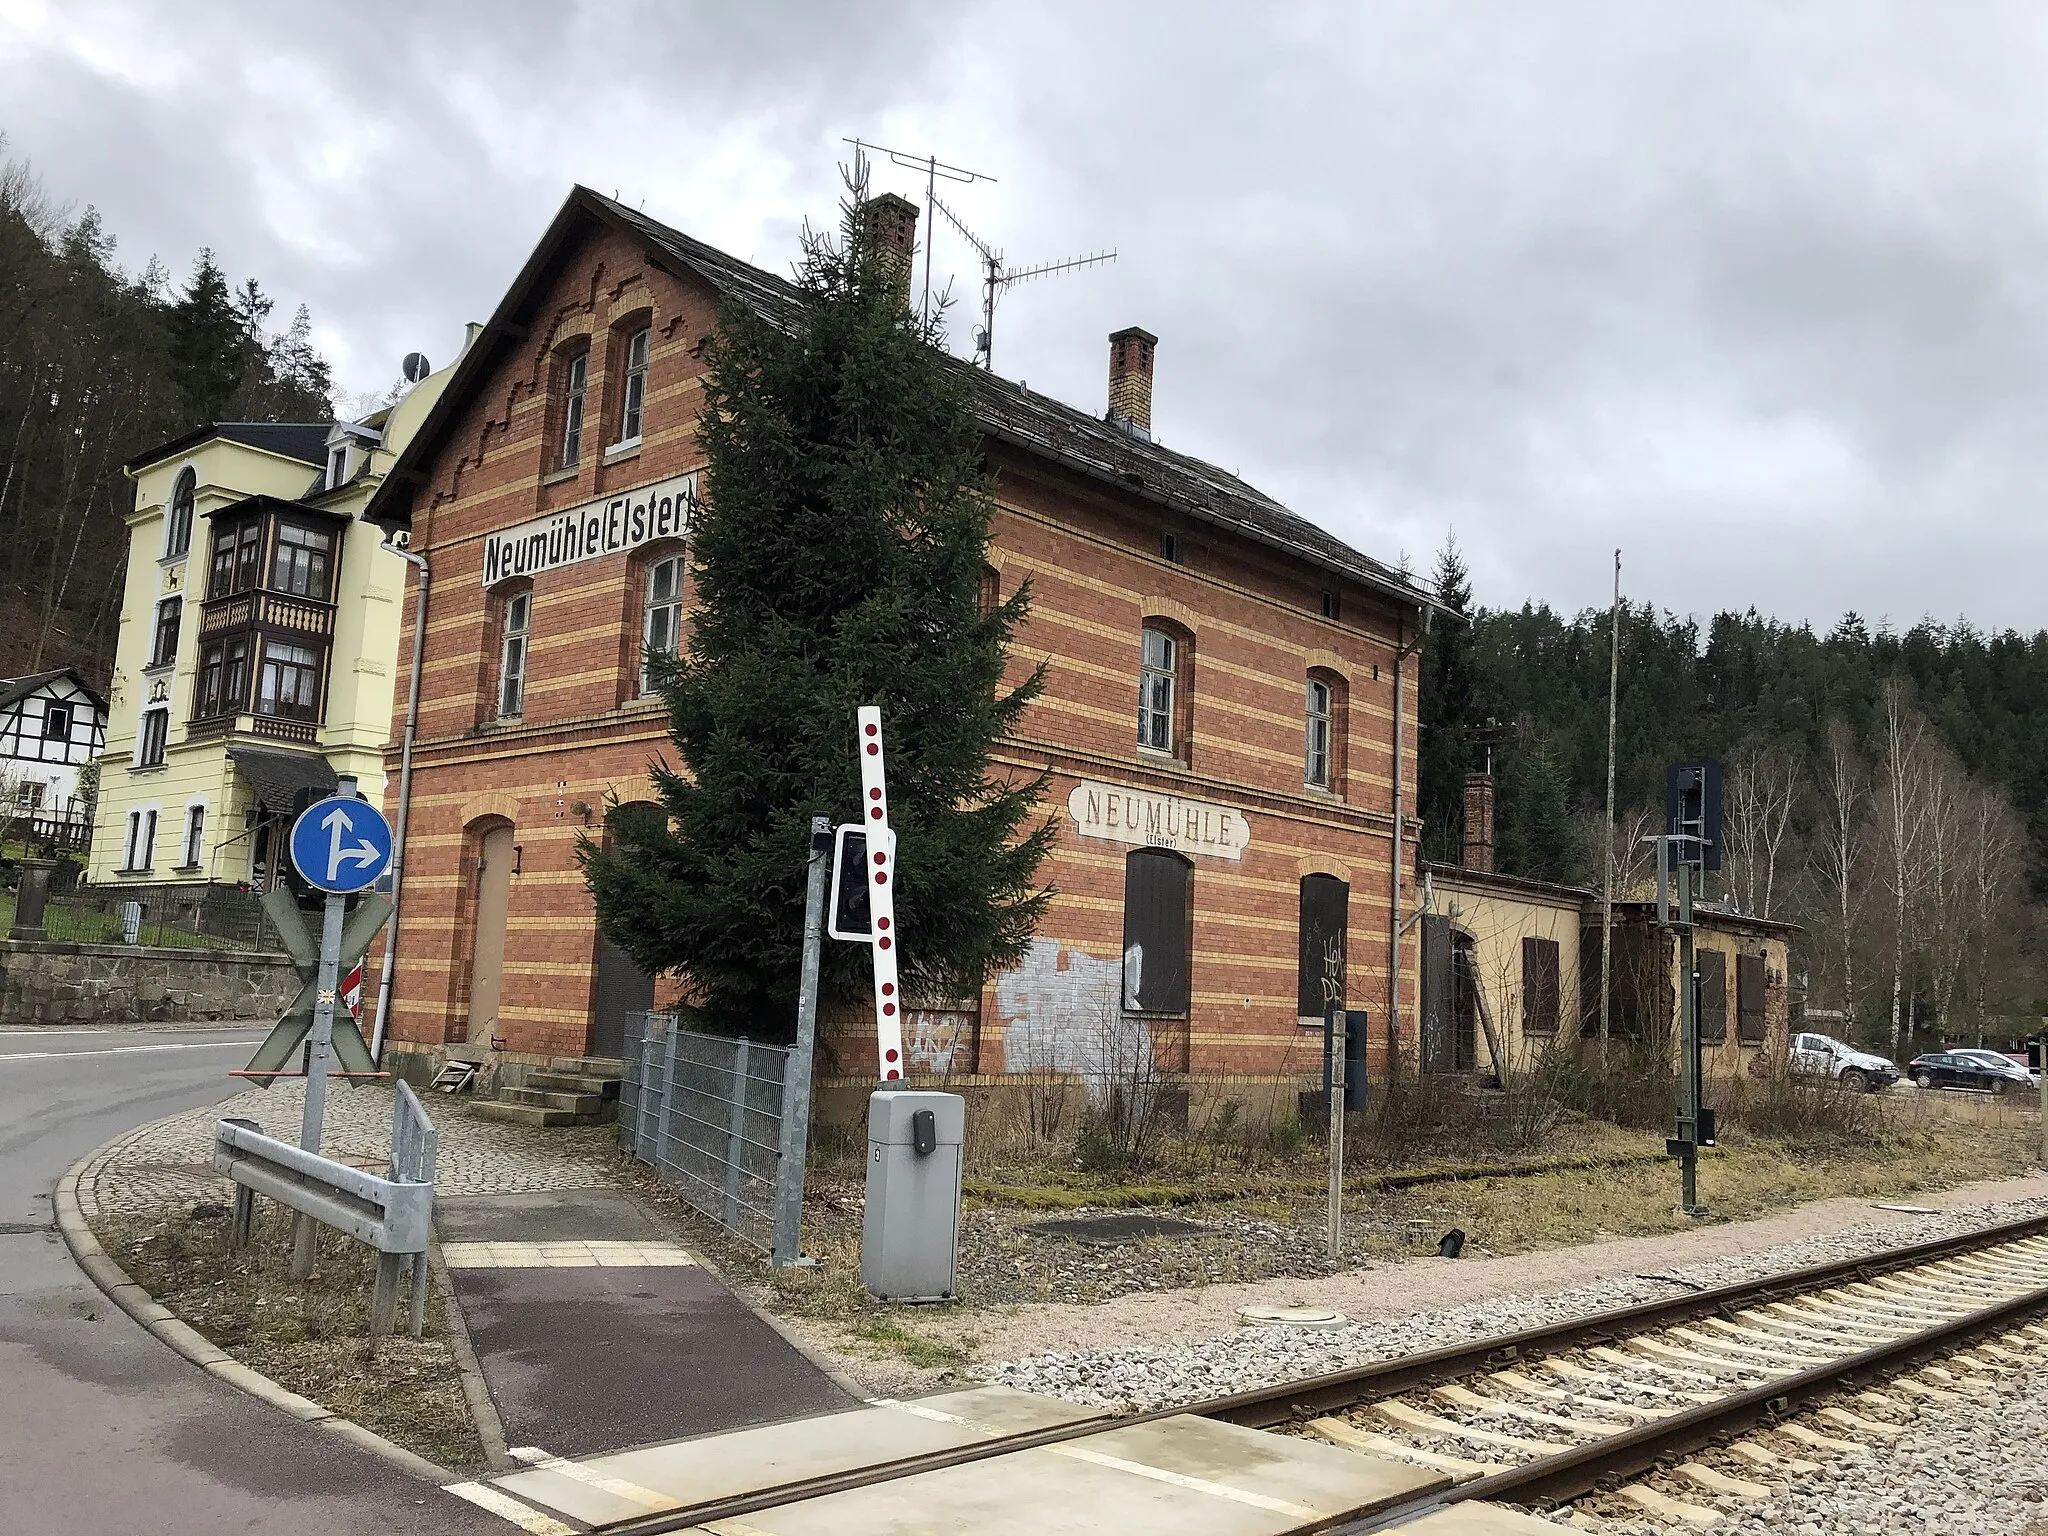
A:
[[213, 1082, 438, 1337]]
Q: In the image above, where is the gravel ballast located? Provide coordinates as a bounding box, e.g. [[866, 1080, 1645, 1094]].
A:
[[979, 1195, 2048, 1411]]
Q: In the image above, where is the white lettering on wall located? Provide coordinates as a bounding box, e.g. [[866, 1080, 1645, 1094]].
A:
[[480, 473, 699, 585], [1065, 779, 1250, 861]]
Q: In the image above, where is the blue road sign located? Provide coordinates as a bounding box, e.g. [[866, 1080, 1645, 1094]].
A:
[[290, 796, 394, 894]]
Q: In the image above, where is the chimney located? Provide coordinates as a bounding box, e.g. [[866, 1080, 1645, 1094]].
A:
[[860, 192, 920, 311], [1106, 326, 1158, 440], [1462, 772, 1495, 873]]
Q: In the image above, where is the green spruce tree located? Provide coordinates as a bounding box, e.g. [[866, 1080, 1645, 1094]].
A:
[[166, 249, 243, 424], [580, 179, 1054, 1039], [1497, 740, 1584, 885], [1419, 536, 1476, 861]]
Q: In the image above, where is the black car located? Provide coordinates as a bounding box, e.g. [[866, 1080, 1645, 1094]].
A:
[[1906, 1049, 2035, 1094]]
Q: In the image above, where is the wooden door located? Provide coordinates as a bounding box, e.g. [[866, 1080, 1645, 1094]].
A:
[[466, 825, 515, 1042]]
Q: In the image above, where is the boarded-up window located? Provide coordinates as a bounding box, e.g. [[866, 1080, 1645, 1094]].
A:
[[1521, 936, 1560, 1035], [1696, 950, 1727, 1042], [1420, 914, 1456, 1072], [1736, 953, 1767, 1043], [1122, 849, 1192, 1015], [1297, 874, 1348, 1020]]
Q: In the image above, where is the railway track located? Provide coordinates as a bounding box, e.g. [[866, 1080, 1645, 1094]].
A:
[[458, 1208, 2048, 1534]]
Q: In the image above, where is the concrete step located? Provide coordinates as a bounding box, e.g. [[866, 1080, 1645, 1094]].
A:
[[527, 1070, 619, 1097], [500, 1086, 607, 1115], [471, 1100, 586, 1129], [551, 1056, 626, 1078]]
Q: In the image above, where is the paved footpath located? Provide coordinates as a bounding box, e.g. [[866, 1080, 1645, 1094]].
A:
[[86, 1076, 853, 1479]]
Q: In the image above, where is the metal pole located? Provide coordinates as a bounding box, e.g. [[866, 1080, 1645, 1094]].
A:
[[724, 1039, 751, 1233], [370, 543, 429, 1063], [773, 817, 830, 1267], [1601, 550, 1620, 1058], [1388, 611, 1406, 1081], [1677, 860, 1703, 1216], [1326, 1001, 1346, 1263], [294, 776, 353, 1279]]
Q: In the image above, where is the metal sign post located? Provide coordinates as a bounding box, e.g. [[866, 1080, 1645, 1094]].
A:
[[1326, 1002, 1346, 1263], [853, 706, 904, 1080], [284, 778, 394, 1278], [771, 816, 832, 1268], [1660, 761, 1720, 1220]]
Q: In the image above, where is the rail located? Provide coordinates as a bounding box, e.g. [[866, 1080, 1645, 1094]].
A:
[[212, 1082, 437, 1337]]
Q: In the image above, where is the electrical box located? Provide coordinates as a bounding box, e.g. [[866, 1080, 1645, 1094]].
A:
[[861, 1090, 964, 1303]]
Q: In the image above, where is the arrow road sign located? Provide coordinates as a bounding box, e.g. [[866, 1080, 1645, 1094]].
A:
[[290, 795, 394, 893]]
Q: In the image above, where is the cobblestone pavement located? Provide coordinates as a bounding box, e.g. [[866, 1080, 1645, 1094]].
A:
[[79, 1080, 623, 1219]]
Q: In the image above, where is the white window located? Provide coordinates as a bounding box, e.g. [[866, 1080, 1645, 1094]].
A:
[[1305, 678, 1332, 788], [43, 702, 72, 740], [561, 351, 588, 466], [616, 327, 650, 446], [14, 780, 42, 809], [641, 555, 684, 693], [182, 804, 206, 868], [166, 468, 196, 558], [327, 444, 348, 490], [499, 590, 531, 717], [124, 809, 157, 871], [137, 707, 169, 768], [1138, 628, 1176, 753]]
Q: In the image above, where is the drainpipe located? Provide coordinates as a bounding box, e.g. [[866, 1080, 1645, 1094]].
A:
[[1387, 605, 1430, 1079], [369, 535, 429, 1063]]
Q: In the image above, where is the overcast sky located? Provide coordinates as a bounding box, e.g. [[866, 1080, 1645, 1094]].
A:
[[5, 1, 2046, 633]]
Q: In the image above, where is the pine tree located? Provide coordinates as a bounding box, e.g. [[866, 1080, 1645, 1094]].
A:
[[266, 304, 334, 420], [166, 249, 243, 424], [1498, 741, 1583, 884], [1419, 536, 1476, 861], [580, 177, 1055, 1039]]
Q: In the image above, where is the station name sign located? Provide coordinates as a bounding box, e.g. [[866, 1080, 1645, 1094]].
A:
[[481, 472, 698, 585], [1066, 780, 1250, 862]]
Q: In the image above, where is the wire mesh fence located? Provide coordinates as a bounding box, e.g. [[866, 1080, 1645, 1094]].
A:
[[620, 1011, 789, 1254], [18, 883, 284, 952]]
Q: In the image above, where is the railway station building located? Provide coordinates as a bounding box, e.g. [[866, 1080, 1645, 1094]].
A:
[[362, 187, 1451, 1111]]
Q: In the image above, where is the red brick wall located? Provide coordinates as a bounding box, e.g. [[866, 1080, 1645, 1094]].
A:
[[378, 220, 1423, 1081]]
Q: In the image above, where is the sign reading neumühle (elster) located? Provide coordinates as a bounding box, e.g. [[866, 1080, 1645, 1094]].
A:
[[481, 472, 699, 585]]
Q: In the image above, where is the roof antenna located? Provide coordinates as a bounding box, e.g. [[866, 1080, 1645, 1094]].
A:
[[845, 138, 995, 328], [927, 191, 1114, 371]]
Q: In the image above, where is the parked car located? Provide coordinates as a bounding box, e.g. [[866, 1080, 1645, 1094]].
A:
[[1789, 1032, 1900, 1092], [1907, 1049, 2038, 1095], [1908, 1049, 2027, 1094]]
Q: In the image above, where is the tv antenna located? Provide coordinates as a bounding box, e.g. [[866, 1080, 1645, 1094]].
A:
[[844, 138, 996, 326], [928, 190, 1115, 371]]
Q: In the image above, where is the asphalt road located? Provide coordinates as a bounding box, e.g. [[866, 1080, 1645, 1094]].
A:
[[0, 1026, 507, 1534]]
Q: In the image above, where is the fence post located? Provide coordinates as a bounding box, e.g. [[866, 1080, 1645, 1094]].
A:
[[773, 816, 831, 1266], [369, 1252, 403, 1337], [724, 1039, 751, 1232]]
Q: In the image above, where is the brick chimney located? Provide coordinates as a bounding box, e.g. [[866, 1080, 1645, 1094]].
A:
[[1462, 772, 1495, 873], [860, 192, 919, 311], [1107, 326, 1158, 440]]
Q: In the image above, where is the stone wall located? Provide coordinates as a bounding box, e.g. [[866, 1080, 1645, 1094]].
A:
[[0, 938, 298, 1025]]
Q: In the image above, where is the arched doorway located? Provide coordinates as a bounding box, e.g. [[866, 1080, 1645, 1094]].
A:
[[588, 802, 662, 1060], [465, 822, 516, 1044]]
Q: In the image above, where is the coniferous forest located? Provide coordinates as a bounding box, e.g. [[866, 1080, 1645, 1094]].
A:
[[0, 139, 334, 677], [1420, 542, 2048, 1051]]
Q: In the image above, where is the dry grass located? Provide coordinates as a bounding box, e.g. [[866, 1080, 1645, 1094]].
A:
[[97, 1204, 486, 1472]]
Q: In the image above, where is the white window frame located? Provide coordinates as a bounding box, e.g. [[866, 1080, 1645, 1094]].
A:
[[150, 596, 183, 669], [124, 808, 158, 872], [181, 802, 206, 869], [136, 706, 169, 769], [1304, 678, 1332, 788], [640, 554, 685, 694], [615, 327, 650, 448], [327, 444, 348, 490], [561, 350, 588, 466], [165, 466, 196, 559], [498, 590, 531, 718], [1138, 628, 1176, 754], [43, 702, 72, 741]]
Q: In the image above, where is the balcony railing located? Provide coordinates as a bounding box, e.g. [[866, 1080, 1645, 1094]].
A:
[[199, 589, 335, 640]]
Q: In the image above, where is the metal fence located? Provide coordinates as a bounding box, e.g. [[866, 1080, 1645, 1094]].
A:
[[620, 1012, 790, 1255], [29, 882, 283, 953]]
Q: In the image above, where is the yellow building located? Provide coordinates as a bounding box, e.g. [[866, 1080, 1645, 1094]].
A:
[[89, 343, 468, 900]]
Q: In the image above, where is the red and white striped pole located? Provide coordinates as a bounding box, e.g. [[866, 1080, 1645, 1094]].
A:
[[856, 706, 904, 1080]]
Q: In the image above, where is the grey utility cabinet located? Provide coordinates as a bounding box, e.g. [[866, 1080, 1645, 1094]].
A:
[[861, 1090, 964, 1302]]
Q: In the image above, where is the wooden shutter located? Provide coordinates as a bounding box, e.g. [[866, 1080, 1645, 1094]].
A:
[[1696, 949, 1727, 1042], [1420, 914, 1455, 1072], [1737, 954, 1767, 1043], [1297, 874, 1348, 1019], [1122, 850, 1192, 1015], [1521, 936, 1560, 1035]]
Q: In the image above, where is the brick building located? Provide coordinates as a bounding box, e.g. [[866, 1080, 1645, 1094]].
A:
[[363, 187, 1446, 1106]]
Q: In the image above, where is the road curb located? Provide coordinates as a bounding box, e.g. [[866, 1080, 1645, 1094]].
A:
[[54, 1145, 461, 1486], [429, 1236, 516, 1472]]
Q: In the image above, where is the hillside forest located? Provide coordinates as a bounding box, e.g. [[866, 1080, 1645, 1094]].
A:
[[0, 140, 335, 677], [1420, 543, 2048, 1052]]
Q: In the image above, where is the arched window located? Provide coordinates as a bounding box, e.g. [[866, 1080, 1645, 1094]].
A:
[[166, 468, 196, 558], [1305, 668, 1348, 792], [612, 322, 652, 449], [558, 345, 590, 468], [496, 586, 532, 718], [640, 552, 685, 694]]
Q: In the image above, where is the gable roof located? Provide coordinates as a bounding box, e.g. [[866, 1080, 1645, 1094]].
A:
[[127, 421, 334, 475], [363, 186, 1441, 613], [0, 668, 107, 718]]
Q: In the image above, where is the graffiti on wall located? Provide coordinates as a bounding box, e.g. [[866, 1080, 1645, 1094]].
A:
[[904, 1009, 974, 1075], [994, 937, 1156, 1095]]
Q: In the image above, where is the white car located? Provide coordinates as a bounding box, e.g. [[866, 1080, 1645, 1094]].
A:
[[1789, 1032, 1900, 1092]]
